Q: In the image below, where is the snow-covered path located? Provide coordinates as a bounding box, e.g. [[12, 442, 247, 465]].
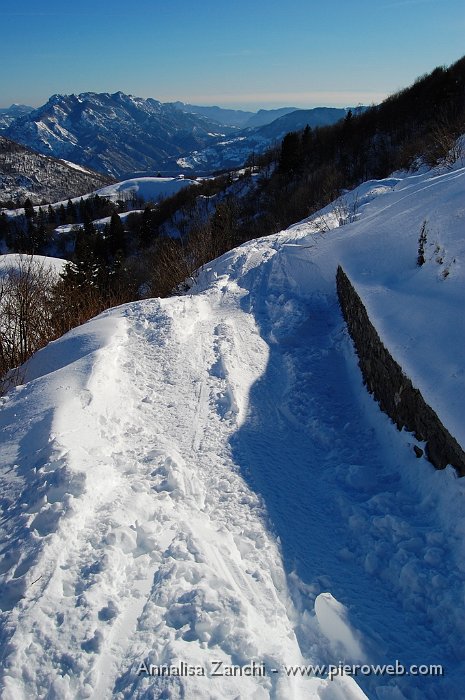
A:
[[1, 165, 465, 700], [0, 269, 366, 700]]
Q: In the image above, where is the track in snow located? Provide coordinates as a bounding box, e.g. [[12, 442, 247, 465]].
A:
[[1, 230, 464, 700], [227, 243, 464, 699], [1, 286, 343, 699]]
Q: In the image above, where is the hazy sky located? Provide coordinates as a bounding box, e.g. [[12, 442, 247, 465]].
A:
[[2, 0, 464, 110]]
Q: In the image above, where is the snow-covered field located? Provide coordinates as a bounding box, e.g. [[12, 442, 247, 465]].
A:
[[0, 160, 464, 700], [94, 176, 198, 204], [0, 253, 66, 279]]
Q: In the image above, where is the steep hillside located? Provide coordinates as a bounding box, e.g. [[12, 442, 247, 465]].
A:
[[224, 56, 465, 240], [0, 159, 464, 700], [254, 107, 348, 138], [0, 136, 112, 206]]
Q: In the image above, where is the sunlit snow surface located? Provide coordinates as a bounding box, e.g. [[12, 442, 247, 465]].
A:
[[0, 254, 66, 279], [1, 161, 465, 699], [95, 176, 198, 203]]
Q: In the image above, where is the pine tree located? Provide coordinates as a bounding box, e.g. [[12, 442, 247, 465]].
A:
[[108, 212, 125, 257], [0, 212, 10, 241], [47, 205, 56, 225], [24, 198, 35, 221], [279, 131, 302, 175], [302, 124, 313, 151], [343, 109, 353, 128], [58, 204, 66, 225], [66, 198, 77, 224], [70, 220, 100, 287], [139, 206, 154, 247]]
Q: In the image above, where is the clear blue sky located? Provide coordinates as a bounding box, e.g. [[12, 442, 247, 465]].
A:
[[2, 0, 464, 110]]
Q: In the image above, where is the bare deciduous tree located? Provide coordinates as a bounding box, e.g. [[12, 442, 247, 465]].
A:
[[0, 256, 59, 390]]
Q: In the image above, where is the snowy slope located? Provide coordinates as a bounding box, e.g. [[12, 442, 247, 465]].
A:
[[1, 160, 465, 700], [0, 294, 364, 700], [95, 176, 198, 204], [0, 253, 66, 279], [286, 163, 465, 448]]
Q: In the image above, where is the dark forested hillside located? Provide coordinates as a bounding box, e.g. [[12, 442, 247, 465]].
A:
[[245, 55, 465, 234], [0, 137, 112, 207]]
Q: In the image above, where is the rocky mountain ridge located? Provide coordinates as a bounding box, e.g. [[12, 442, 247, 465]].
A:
[[4, 92, 352, 177], [4, 92, 233, 178]]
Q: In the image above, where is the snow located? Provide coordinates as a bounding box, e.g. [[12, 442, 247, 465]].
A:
[[3, 176, 198, 220], [95, 176, 198, 204], [0, 253, 66, 279], [1, 157, 465, 699], [314, 593, 365, 663], [60, 160, 97, 175], [287, 163, 465, 448], [53, 210, 144, 235]]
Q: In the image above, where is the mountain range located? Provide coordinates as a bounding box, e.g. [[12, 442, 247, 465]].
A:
[[0, 104, 33, 129], [2, 93, 231, 179], [169, 102, 299, 128], [2, 92, 352, 178]]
